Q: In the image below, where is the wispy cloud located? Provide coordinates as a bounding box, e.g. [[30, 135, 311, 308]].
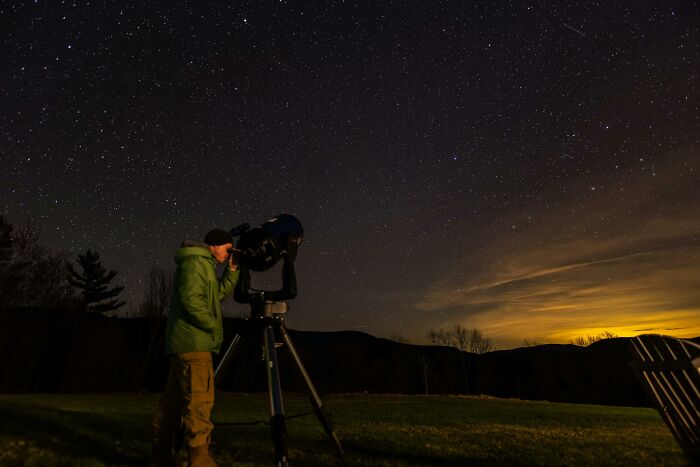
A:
[[414, 152, 700, 347]]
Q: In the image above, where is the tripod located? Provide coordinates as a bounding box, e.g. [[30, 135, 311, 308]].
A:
[[214, 294, 344, 467]]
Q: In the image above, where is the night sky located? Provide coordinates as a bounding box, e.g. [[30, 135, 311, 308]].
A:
[[2, 1, 698, 348]]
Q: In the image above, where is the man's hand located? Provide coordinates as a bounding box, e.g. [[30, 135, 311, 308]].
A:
[[228, 252, 238, 272]]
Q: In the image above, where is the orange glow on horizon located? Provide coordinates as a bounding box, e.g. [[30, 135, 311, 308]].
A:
[[413, 160, 700, 350]]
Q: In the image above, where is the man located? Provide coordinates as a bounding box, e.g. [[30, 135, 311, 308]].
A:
[[150, 229, 239, 467]]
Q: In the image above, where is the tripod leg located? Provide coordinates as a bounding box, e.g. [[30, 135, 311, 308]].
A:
[[263, 325, 289, 467], [279, 325, 344, 457], [214, 333, 243, 384]]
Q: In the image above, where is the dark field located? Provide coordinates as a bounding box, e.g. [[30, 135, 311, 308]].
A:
[[0, 392, 684, 466]]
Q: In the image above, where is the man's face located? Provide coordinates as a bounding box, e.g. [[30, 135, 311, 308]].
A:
[[209, 243, 233, 264]]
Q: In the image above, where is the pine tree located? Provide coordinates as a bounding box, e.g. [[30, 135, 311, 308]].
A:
[[67, 250, 126, 313]]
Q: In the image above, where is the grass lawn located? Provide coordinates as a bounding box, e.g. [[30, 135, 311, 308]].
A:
[[0, 392, 685, 466]]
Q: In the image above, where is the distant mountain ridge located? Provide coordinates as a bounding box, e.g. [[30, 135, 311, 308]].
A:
[[2, 307, 696, 407]]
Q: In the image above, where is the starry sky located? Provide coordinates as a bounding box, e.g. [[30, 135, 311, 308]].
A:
[[1, 1, 698, 349]]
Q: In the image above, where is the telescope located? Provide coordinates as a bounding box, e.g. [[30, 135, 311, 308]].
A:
[[229, 213, 303, 272], [229, 214, 303, 303], [216, 214, 343, 466]]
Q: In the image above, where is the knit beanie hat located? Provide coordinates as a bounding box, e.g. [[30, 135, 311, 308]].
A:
[[204, 229, 233, 246]]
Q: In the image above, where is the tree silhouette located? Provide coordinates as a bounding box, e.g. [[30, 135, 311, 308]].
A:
[[126, 265, 173, 389], [67, 250, 126, 313], [0, 216, 12, 264], [570, 331, 619, 346], [0, 216, 21, 304], [135, 266, 173, 319], [388, 333, 411, 344], [426, 324, 494, 353], [0, 216, 32, 306], [0, 217, 78, 309]]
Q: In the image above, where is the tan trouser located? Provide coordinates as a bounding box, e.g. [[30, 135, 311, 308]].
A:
[[152, 352, 215, 452]]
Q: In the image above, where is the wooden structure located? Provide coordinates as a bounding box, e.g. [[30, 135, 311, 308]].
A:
[[629, 334, 700, 464]]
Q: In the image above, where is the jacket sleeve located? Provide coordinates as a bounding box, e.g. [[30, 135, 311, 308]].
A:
[[178, 257, 217, 332], [218, 267, 240, 300]]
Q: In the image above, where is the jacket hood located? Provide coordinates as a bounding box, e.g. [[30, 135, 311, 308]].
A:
[[174, 240, 214, 264]]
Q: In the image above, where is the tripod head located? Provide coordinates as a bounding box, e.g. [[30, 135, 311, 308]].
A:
[[234, 256, 297, 304], [230, 214, 303, 305]]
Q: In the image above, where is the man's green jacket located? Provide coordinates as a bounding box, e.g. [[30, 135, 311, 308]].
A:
[[165, 242, 239, 355]]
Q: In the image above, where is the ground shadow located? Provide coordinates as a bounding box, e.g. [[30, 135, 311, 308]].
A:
[[0, 399, 147, 465]]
